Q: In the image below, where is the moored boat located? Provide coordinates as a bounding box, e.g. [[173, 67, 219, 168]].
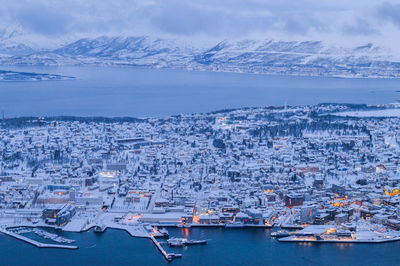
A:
[[271, 230, 291, 238], [159, 228, 169, 237], [94, 225, 107, 233], [167, 237, 207, 247], [225, 222, 245, 228]]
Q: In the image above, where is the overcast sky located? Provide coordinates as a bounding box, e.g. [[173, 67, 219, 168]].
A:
[[1, 0, 400, 48]]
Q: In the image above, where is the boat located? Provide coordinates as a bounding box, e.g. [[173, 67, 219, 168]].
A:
[[167, 238, 185, 247], [186, 239, 207, 245], [159, 228, 169, 237], [167, 238, 184, 247], [225, 222, 245, 228], [167, 237, 207, 247], [280, 224, 304, 229], [271, 230, 291, 238], [32, 228, 75, 243], [94, 225, 107, 233]]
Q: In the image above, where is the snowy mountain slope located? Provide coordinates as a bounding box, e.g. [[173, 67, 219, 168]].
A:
[[0, 36, 399, 78], [190, 40, 400, 77], [0, 27, 35, 56]]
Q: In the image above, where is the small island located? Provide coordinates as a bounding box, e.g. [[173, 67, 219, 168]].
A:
[[0, 70, 75, 81]]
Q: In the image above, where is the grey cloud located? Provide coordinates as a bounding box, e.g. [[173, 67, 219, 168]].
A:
[[150, 4, 223, 36], [148, 1, 332, 38], [149, 2, 277, 37], [342, 18, 377, 36], [377, 2, 400, 27], [282, 14, 326, 35], [1, 0, 400, 49], [15, 4, 72, 35]]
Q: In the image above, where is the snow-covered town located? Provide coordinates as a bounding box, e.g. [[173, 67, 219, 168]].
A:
[[2, 103, 400, 259]]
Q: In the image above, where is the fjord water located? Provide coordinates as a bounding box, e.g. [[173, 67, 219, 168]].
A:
[[1, 66, 400, 117], [1, 228, 399, 266]]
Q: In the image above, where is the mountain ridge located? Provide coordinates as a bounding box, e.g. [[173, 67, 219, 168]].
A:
[[0, 35, 399, 78]]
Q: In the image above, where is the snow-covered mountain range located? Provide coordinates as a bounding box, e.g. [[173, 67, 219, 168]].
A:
[[1, 33, 400, 78]]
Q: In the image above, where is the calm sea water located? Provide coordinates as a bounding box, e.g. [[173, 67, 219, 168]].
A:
[[1, 65, 400, 117], [1, 227, 399, 266]]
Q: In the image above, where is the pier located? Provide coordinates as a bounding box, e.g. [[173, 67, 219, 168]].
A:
[[0, 228, 78, 249], [150, 235, 181, 262]]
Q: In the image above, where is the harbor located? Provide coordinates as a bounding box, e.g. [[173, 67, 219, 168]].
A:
[[3, 208, 400, 263], [4, 213, 400, 263], [0, 227, 78, 249], [2, 226, 400, 265], [0, 222, 200, 262]]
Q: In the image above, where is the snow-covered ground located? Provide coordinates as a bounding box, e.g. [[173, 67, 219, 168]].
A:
[[335, 109, 400, 117]]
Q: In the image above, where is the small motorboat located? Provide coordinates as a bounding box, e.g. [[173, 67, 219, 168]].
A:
[[159, 228, 169, 237], [94, 225, 107, 233]]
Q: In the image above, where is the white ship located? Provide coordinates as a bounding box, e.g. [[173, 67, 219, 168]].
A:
[[167, 237, 207, 247]]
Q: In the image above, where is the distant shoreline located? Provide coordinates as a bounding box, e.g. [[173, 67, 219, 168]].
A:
[[0, 69, 75, 82], [0, 103, 395, 122]]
